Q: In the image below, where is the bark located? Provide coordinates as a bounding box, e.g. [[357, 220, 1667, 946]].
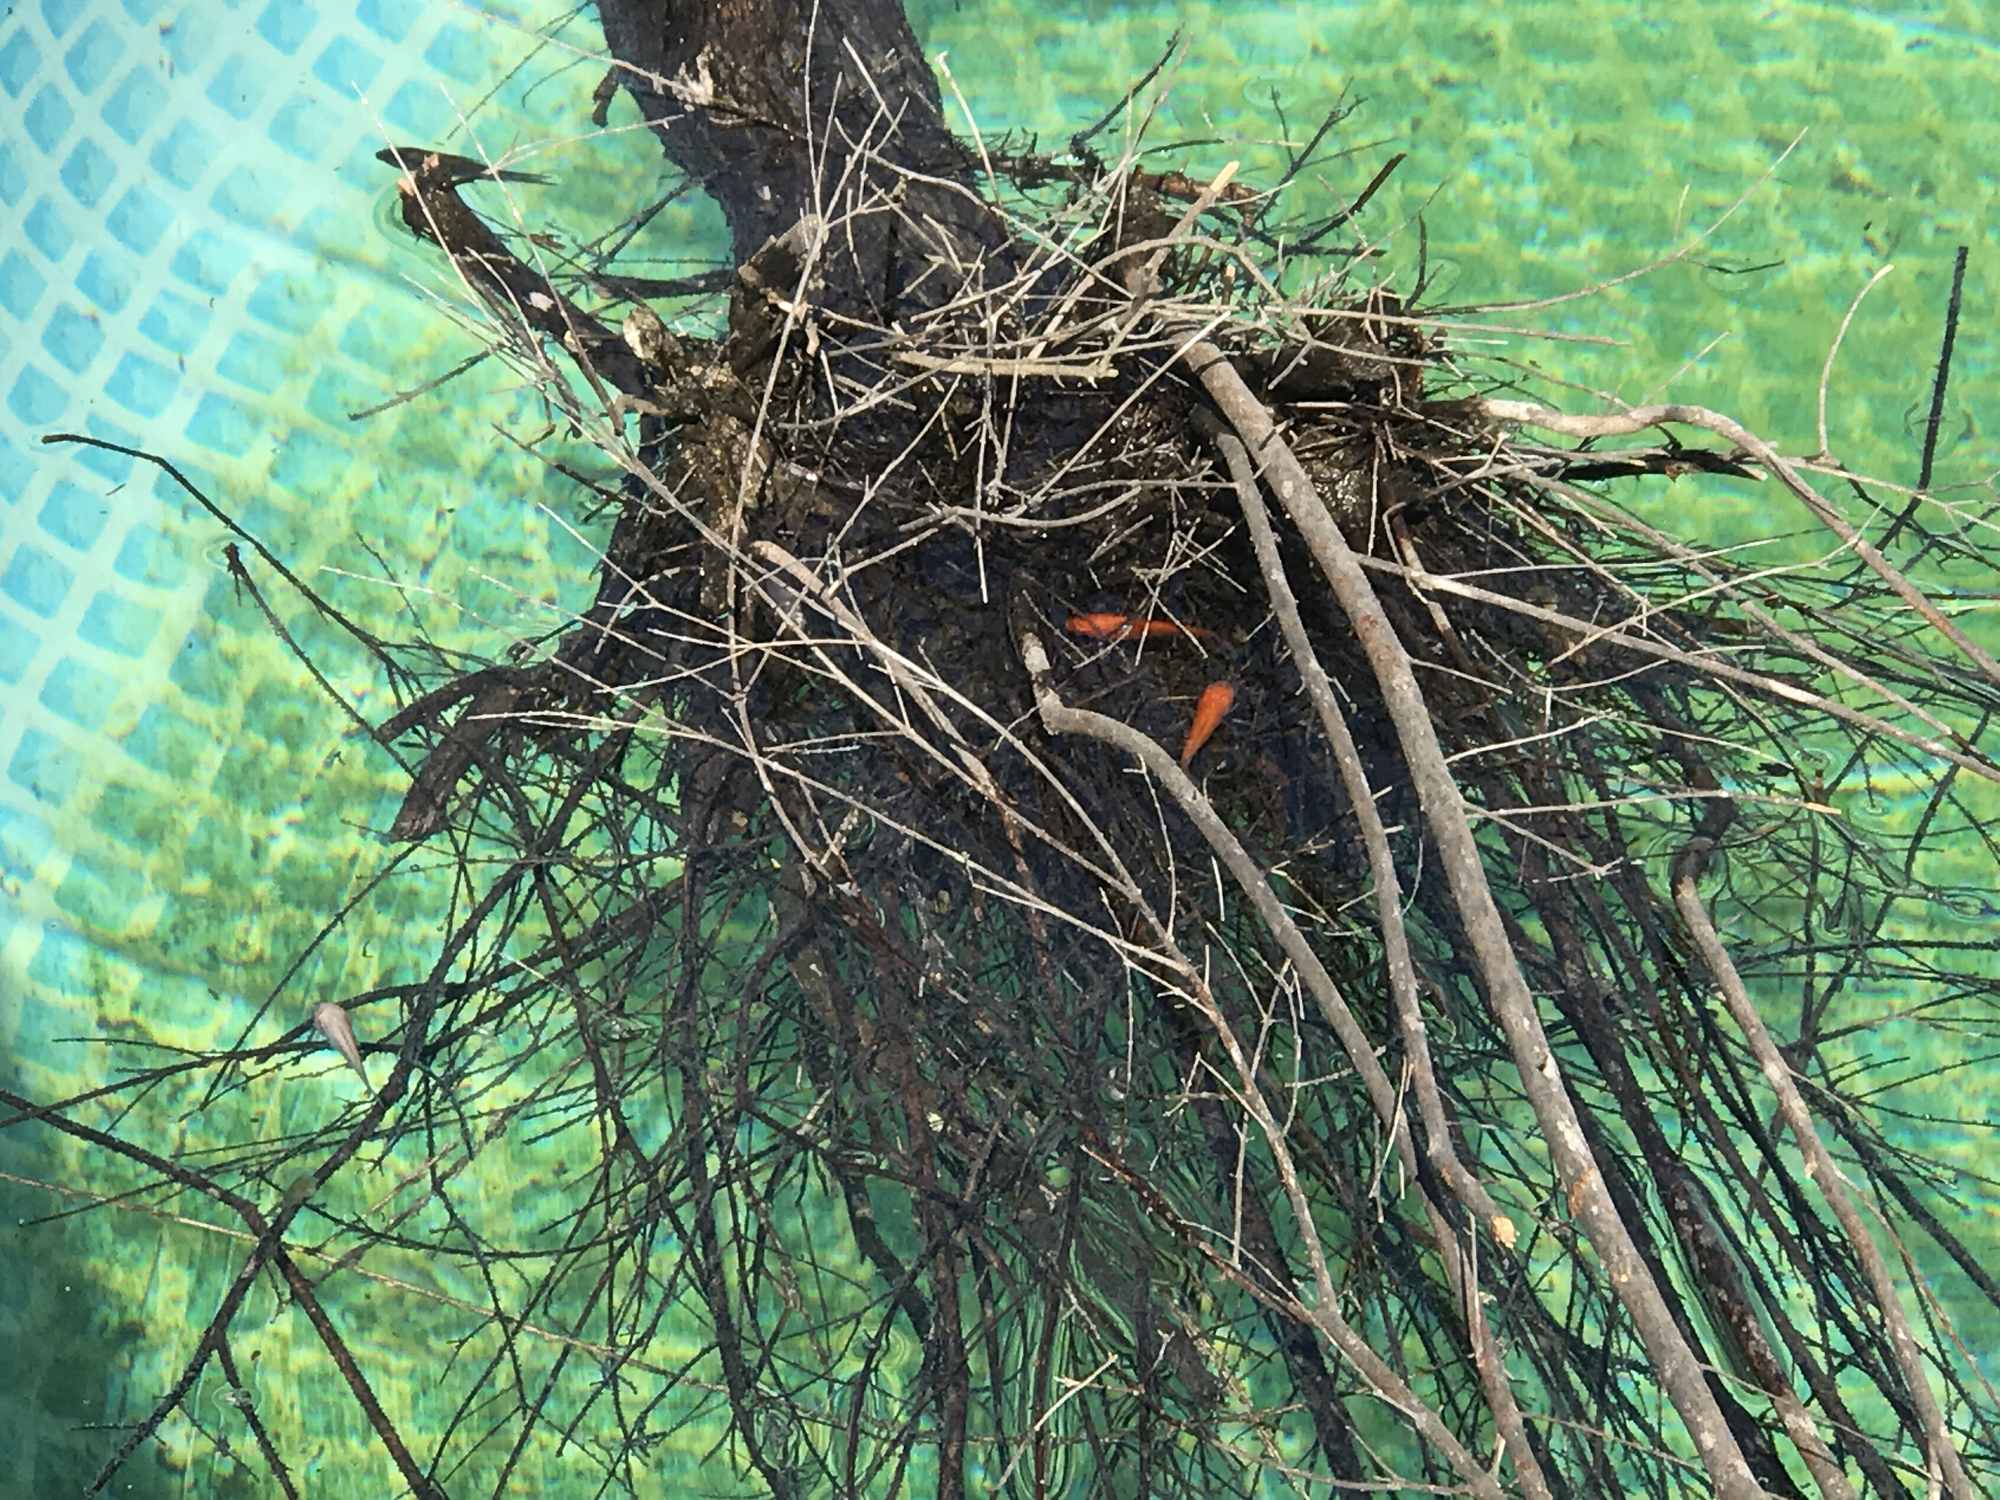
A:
[[596, 0, 1014, 320]]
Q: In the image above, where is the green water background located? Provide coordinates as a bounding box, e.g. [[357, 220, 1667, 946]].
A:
[[1, 0, 1994, 1493]]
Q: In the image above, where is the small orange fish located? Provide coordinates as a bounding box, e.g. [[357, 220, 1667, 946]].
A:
[[1179, 681, 1236, 767], [1066, 612, 1213, 642], [312, 1001, 374, 1094]]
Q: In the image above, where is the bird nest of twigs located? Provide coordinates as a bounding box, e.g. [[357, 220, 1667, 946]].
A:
[[35, 25, 2000, 1499], [349, 120, 2000, 1493]]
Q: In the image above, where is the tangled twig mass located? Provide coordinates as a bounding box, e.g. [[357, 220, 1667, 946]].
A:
[[21, 5, 2000, 1497]]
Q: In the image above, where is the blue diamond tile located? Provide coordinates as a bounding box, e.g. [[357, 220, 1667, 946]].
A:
[[216, 328, 285, 395], [38, 479, 112, 549], [0, 249, 46, 321], [269, 425, 341, 494], [107, 183, 171, 252], [204, 53, 266, 120], [169, 228, 248, 296], [79, 590, 163, 656], [60, 136, 117, 208], [0, 614, 33, 684], [186, 392, 255, 457], [103, 65, 168, 145], [256, 0, 317, 55], [41, 0, 90, 41], [423, 23, 483, 84], [0, 802, 55, 880], [303, 366, 362, 426], [24, 197, 74, 260], [75, 250, 132, 314], [165, 626, 227, 704], [23, 85, 74, 154], [209, 159, 290, 224], [268, 93, 329, 164], [104, 351, 176, 418], [229, 494, 284, 547], [0, 30, 41, 98], [1, 543, 75, 617], [336, 304, 399, 364], [245, 274, 319, 334], [0, 434, 31, 505], [149, 117, 216, 191], [39, 656, 120, 729], [0, 139, 25, 205], [113, 520, 190, 588], [312, 35, 381, 94], [9, 729, 82, 805], [62, 19, 124, 93], [40, 303, 104, 374], [382, 79, 450, 140], [123, 703, 203, 779], [158, 15, 203, 76], [137, 286, 205, 353], [356, 0, 413, 43], [7, 365, 68, 426]]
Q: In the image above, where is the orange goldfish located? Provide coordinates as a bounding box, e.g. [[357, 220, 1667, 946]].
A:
[[1179, 681, 1237, 767], [1066, 612, 1215, 642]]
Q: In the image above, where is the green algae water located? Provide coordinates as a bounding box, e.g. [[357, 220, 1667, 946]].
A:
[[2, 1, 1993, 1493]]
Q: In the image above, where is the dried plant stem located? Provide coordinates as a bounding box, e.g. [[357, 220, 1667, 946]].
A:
[[1767, 1367, 1863, 1500], [1673, 835, 1974, 1500], [1208, 419, 1554, 1500], [1481, 399, 2000, 689], [1347, 548, 1999, 786], [1176, 334, 1768, 1498], [1017, 631, 1508, 1500]]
